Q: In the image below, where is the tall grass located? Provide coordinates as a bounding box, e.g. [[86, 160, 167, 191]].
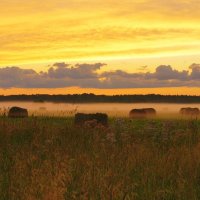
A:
[[0, 116, 200, 200]]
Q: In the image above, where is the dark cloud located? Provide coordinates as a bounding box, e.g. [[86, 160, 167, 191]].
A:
[[99, 65, 199, 88], [146, 65, 189, 80], [48, 62, 106, 79], [102, 70, 143, 78], [0, 63, 199, 88], [53, 62, 70, 68], [189, 63, 200, 80], [0, 67, 37, 88]]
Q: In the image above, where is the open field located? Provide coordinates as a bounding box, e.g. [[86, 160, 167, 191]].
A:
[[0, 101, 200, 117], [0, 116, 200, 200]]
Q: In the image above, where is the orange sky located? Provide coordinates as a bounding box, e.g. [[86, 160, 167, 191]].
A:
[[0, 0, 200, 95], [0, 87, 199, 96]]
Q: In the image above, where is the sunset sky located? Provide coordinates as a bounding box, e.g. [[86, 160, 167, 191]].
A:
[[0, 0, 200, 95]]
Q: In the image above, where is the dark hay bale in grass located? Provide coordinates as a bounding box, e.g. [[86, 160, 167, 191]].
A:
[[143, 108, 156, 115], [179, 107, 200, 117], [8, 107, 28, 118], [74, 113, 108, 126], [129, 108, 156, 118]]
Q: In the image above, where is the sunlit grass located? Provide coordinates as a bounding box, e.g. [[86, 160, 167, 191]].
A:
[[0, 116, 199, 199]]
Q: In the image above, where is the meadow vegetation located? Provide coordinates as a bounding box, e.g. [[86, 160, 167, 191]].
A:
[[0, 116, 200, 200]]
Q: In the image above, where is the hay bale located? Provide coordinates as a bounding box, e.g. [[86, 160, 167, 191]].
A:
[[129, 108, 156, 118], [8, 107, 28, 118], [74, 113, 108, 126], [180, 107, 200, 116]]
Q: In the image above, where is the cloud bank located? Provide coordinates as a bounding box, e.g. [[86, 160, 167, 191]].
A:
[[0, 63, 199, 88]]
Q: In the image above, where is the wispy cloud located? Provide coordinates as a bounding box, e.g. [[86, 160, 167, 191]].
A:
[[1, 0, 200, 66]]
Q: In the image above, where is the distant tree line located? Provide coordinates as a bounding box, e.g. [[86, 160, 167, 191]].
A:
[[0, 93, 200, 103]]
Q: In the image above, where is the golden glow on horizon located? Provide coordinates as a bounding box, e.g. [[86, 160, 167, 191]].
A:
[[0, 87, 199, 96]]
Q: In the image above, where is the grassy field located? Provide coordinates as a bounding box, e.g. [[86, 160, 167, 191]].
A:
[[0, 116, 200, 200]]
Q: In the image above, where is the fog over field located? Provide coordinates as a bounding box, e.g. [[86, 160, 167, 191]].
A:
[[0, 102, 200, 116]]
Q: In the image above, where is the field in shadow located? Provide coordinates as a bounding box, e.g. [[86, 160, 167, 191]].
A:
[[0, 116, 200, 199]]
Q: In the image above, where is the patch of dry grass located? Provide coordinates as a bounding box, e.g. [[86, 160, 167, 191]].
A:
[[0, 117, 199, 200]]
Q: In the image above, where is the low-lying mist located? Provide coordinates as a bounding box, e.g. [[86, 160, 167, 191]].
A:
[[0, 101, 200, 117]]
